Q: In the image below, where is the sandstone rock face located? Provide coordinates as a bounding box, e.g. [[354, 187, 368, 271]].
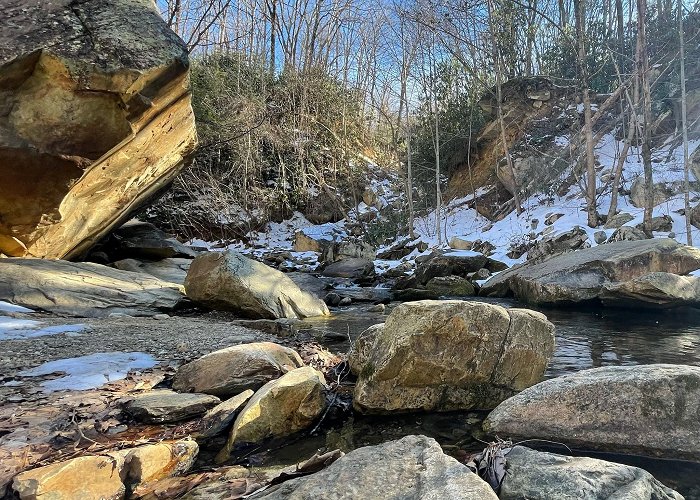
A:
[[500, 446, 683, 500], [197, 390, 254, 438], [12, 440, 198, 500], [484, 364, 700, 460], [124, 390, 220, 424], [600, 272, 700, 308], [184, 252, 329, 319], [352, 300, 555, 413], [481, 239, 700, 306], [252, 435, 498, 500], [172, 342, 304, 398], [0, 0, 197, 259], [12, 455, 126, 500], [218, 366, 326, 459], [0, 258, 186, 317], [121, 440, 199, 488]]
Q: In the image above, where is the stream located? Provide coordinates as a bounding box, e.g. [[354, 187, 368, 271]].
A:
[[271, 296, 700, 498]]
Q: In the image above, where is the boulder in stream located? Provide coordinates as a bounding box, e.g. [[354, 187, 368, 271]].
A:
[[484, 364, 700, 461], [500, 446, 683, 500], [352, 300, 555, 413], [0, 0, 197, 259], [250, 435, 498, 499], [184, 251, 329, 319]]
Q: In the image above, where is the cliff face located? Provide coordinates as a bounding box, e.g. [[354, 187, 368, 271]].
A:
[[0, 0, 197, 259], [447, 77, 577, 220]]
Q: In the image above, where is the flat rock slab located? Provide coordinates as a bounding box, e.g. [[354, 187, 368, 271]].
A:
[[484, 364, 700, 461], [123, 390, 220, 424], [0, 258, 186, 317], [481, 239, 700, 306], [500, 446, 682, 500], [250, 435, 498, 499]]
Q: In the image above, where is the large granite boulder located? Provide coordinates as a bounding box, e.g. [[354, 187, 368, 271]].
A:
[[480, 239, 700, 306], [184, 252, 329, 319], [172, 342, 304, 398], [217, 366, 326, 461], [352, 300, 555, 413], [0, 258, 186, 317], [500, 446, 682, 500], [0, 0, 197, 259], [484, 364, 700, 460], [250, 435, 498, 499]]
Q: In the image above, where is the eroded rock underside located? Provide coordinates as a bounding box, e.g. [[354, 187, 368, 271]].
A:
[[0, 0, 197, 259]]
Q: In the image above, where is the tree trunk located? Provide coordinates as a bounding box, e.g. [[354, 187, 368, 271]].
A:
[[679, 0, 693, 244], [638, 0, 654, 234]]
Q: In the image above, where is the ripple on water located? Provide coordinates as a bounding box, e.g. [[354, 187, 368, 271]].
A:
[[18, 352, 157, 392]]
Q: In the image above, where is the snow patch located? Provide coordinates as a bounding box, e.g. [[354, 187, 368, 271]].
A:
[[0, 317, 85, 341], [19, 352, 157, 392]]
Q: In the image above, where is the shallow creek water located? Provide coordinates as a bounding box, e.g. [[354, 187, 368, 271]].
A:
[[267, 297, 700, 498]]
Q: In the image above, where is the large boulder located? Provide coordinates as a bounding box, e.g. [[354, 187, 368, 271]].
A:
[[415, 250, 488, 285], [172, 342, 304, 398], [217, 366, 326, 461], [500, 446, 682, 500], [352, 300, 555, 413], [250, 435, 498, 500], [321, 257, 375, 279], [184, 251, 329, 319], [484, 364, 700, 460], [600, 272, 700, 308], [480, 239, 700, 306], [0, 258, 186, 317], [0, 0, 197, 259], [629, 178, 674, 208]]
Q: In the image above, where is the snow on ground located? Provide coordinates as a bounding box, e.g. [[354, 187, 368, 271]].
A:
[[0, 317, 85, 341], [18, 352, 156, 392], [0, 301, 33, 314]]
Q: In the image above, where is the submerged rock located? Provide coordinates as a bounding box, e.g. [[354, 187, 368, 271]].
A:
[[0, 258, 186, 317], [0, 0, 197, 259], [484, 364, 700, 461], [352, 300, 555, 413], [123, 390, 220, 424], [500, 446, 683, 500], [217, 366, 326, 460], [184, 251, 329, 319], [481, 239, 700, 306], [251, 435, 498, 499], [172, 342, 304, 398]]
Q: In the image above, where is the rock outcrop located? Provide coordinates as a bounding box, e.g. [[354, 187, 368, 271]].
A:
[[500, 446, 683, 500], [184, 251, 329, 319], [484, 364, 700, 460], [0, 0, 197, 259], [352, 300, 555, 413], [217, 366, 326, 461], [172, 342, 304, 398], [481, 239, 700, 306], [600, 272, 700, 308], [250, 435, 498, 499], [0, 258, 186, 317]]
